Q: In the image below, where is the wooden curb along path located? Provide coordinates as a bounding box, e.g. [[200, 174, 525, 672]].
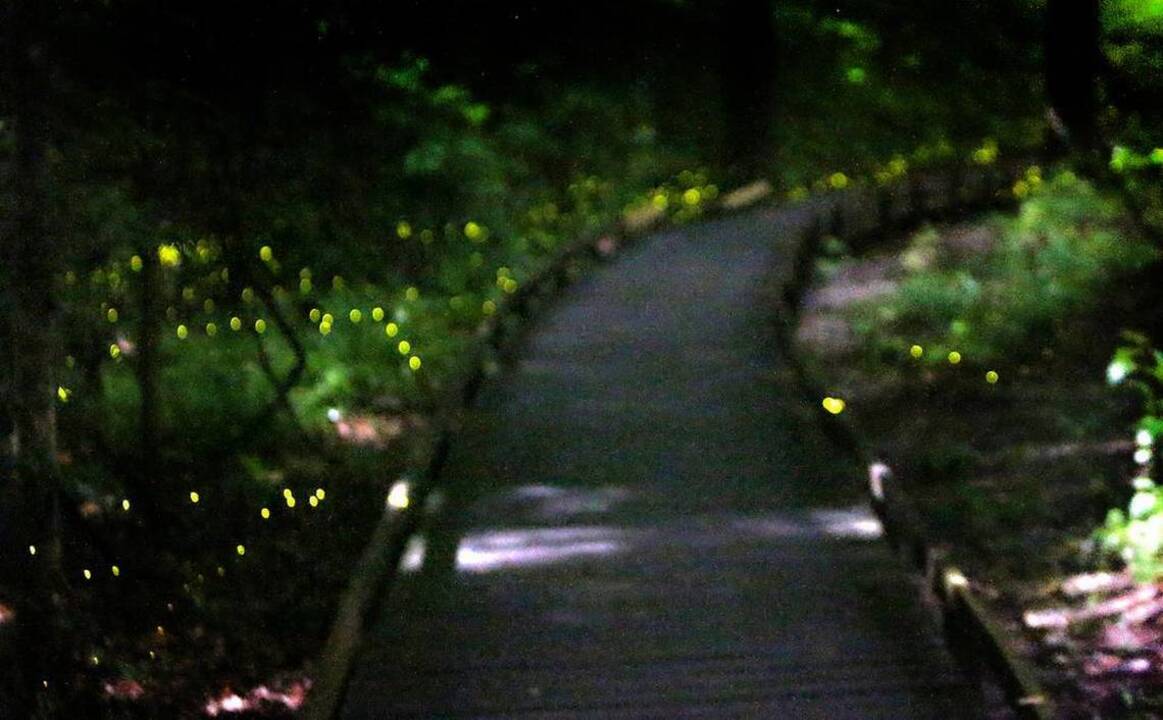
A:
[[776, 168, 1054, 719], [303, 160, 1043, 720]]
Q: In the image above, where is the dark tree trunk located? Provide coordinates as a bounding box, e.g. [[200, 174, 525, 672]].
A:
[[1045, 0, 1101, 150], [134, 237, 162, 515], [0, 0, 65, 714], [718, 0, 778, 182]]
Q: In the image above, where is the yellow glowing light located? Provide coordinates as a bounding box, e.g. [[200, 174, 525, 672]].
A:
[[57, 386, 70, 402], [315, 488, 325, 500], [828, 172, 849, 190], [176, 324, 188, 340], [948, 351, 962, 365], [822, 397, 846, 415], [320, 321, 332, 336], [482, 300, 496, 316], [236, 544, 246, 556], [464, 221, 483, 241], [130, 255, 143, 272], [28, 545, 36, 556], [91, 656, 100, 667], [909, 344, 923, 358], [986, 370, 999, 384], [259, 246, 273, 262], [372, 307, 384, 322], [206, 322, 218, 336], [283, 488, 293, 498], [397, 340, 411, 355], [385, 322, 399, 337], [182, 286, 195, 301], [286, 496, 296, 509], [260, 507, 270, 519], [682, 188, 701, 206], [309, 496, 319, 508], [300, 278, 312, 293], [254, 319, 267, 334], [409, 356, 422, 371], [83, 569, 92, 580], [111, 565, 120, 577], [349, 309, 362, 323], [309, 308, 321, 323], [122, 499, 130, 512], [387, 481, 411, 510], [322, 313, 334, 324], [651, 192, 668, 211], [107, 308, 119, 323], [157, 244, 181, 267], [189, 491, 200, 504], [397, 221, 413, 239], [230, 316, 242, 331], [405, 287, 419, 301], [241, 287, 254, 303]]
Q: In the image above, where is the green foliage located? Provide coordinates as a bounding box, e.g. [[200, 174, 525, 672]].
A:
[[851, 170, 1156, 368], [1096, 334, 1163, 580], [1105, 0, 1163, 34], [771, 2, 1043, 190]]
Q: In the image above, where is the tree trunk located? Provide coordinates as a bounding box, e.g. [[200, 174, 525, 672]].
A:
[[1045, 0, 1101, 150], [718, 0, 778, 182], [134, 236, 162, 517], [0, 0, 65, 714]]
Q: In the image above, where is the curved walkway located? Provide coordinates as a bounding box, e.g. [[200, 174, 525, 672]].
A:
[[341, 205, 982, 718]]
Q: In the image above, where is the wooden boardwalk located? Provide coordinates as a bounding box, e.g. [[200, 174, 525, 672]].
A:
[[341, 205, 983, 718]]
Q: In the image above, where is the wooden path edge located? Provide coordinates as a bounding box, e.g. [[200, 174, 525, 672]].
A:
[[774, 169, 1056, 720]]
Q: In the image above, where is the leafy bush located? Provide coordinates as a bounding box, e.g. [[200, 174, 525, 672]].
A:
[[850, 170, 1156, 369], [1096, 334, 1163, 580]]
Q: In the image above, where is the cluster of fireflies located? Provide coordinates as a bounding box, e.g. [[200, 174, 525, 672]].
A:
[[907, 343, 999, 385], [73, 237, 536, 401]]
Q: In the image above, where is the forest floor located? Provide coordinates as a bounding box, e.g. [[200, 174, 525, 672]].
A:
[[793, 201, 1163, 717]]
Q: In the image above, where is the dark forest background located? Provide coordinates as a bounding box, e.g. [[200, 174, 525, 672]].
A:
[[2, 0, 1161, 716]]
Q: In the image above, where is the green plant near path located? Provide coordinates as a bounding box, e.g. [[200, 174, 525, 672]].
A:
[[1097, 334, 1163, 581], [847, 170, 1156, 371]]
